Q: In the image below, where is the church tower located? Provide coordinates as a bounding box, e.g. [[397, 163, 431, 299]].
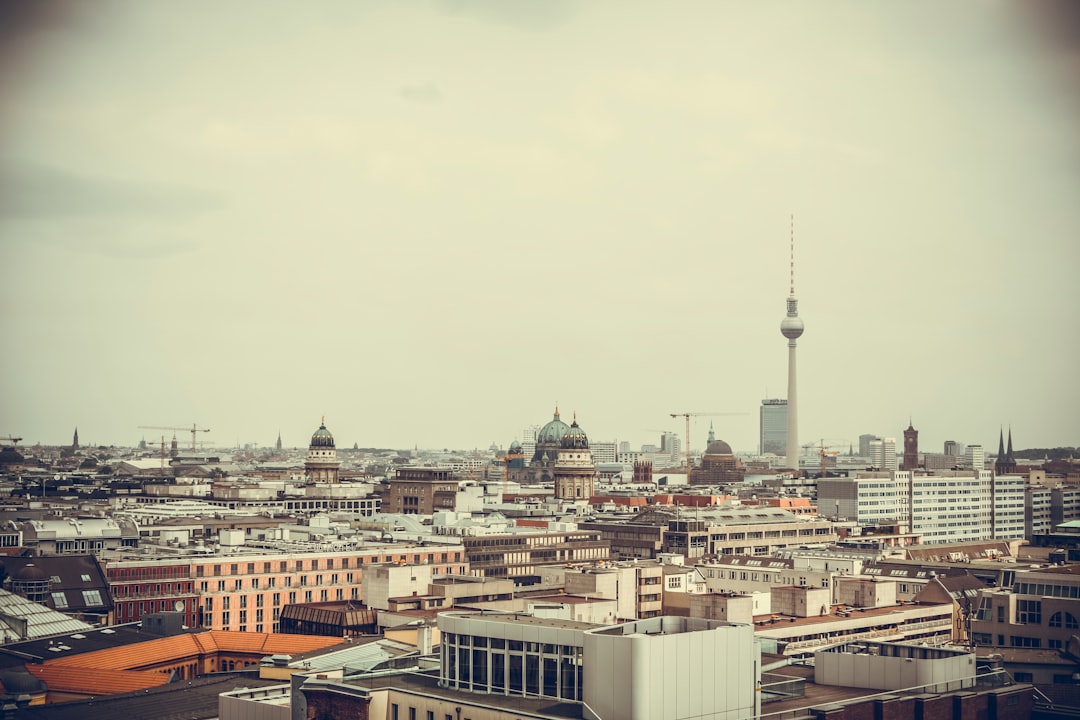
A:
[[553, 414, 595, 501], [901, 421, 918, 470], [276, 431, 282, 452], [305, 418, 341, 484], [995, 427, 1017, 475], [72, 427, 79, 450]]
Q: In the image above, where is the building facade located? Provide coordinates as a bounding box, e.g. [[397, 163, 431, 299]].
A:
[[304, 420, 340, 484], [759, 398, 787, 456]]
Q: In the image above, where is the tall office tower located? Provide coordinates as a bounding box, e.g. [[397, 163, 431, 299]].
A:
[[943, 440, 960, 456], [859, 434, 880, 458], [521, 425, 539, 463], [964, 444, 985, 470], [901, 421, 919, 470], [759, 399, 788, 455], [660, 431, 681, 466], [779, 216, 805, 470], [869, 438, 898, 471]]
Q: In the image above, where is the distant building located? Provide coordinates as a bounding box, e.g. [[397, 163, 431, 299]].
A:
[[553, 416, 595, 501], [869, 438, 897, 471], [304, 419, 340, 484], [963, 444, 985, 471], [859, 433, 879, 459], [760, 399, 787, 455], [689, 427, 745, 485], [902, 421, 918, 470], [995, 427, 1018, 475]]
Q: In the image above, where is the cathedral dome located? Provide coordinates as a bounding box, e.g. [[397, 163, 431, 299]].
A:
[[509, 440, 523, 453], [310, 421, 335, 449], [561, 419, 589, 450], [705, 439, 733, 455], [537, 410, 571, 445]]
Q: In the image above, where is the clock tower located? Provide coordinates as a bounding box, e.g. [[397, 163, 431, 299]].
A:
[[901, 421, 919, 471]]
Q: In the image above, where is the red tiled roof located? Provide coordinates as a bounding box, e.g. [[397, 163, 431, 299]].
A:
[[26, 664, 172, 695], [45, 631, 342, 671]]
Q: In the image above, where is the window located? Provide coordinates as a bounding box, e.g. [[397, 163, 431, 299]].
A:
[[1049, 611, 1079, 629], [82, 590, 103, 606], [1017, 600, 1041, 625], [51, 592, 68, 608]]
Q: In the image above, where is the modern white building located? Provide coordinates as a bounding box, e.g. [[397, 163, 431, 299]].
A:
[[438, 612, 761, 720], [869, 438, 898, 471], [584, 616, 760, 720], [818, 470, 1024, 544], [962, 444, 985, 470]]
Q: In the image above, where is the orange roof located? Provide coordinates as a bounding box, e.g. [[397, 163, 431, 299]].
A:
[[26, 664, 172, 695], [45, 631, 342, 671]]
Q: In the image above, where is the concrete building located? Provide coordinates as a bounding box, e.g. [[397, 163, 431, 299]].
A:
[[460, 528, 608, 578], [868, 438, 897, 471], [963, 444, 985, 471], [437, 611, 761, 720], [759, 399, 787, 456], [383, 467, 483, 515], [970, 564, 1080, 651], [815, 641, 977, 693], [819, 470, 1025, 543]]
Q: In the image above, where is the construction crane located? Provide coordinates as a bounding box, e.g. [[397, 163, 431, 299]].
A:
[[669, 412, 749, 473], [803, 439, 842, 479], [138, 424, 210, 451], [0, 436, 22, 448]]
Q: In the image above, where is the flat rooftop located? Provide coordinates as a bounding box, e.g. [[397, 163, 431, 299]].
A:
[[329, 670, 583, 719], [442, 612, 599, 631]]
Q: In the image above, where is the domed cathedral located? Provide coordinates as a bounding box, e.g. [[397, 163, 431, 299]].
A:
[[305, 418, 341, 484], [689, 425, 745, 485], [554, 414, 596, 501], [509, 406, 571, 484]]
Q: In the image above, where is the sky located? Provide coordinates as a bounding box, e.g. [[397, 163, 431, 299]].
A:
[[1, 1, 1078, 456]]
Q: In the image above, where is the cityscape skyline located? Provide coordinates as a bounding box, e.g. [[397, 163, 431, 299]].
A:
[[1, 3, 1078, 453]]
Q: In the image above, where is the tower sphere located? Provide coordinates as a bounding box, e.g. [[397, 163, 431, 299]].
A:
[[780, 315, 804, 339]]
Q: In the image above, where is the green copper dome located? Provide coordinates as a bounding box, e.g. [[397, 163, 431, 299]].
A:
[[310, 421, 335, 449], [561, 418, 589, 450], [537, 409, 571, 444]]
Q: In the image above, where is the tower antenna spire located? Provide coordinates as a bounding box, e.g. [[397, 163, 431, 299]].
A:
[[790, 213, 795, 297]]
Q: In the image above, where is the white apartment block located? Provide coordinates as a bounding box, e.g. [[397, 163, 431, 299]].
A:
[[818, 471, 1024, 544]]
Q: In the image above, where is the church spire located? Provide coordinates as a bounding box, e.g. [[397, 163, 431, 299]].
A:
[[998, 427, 1006, 458], [1007, 427, 1014, 461]]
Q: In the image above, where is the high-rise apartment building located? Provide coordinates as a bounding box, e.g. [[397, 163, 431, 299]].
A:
[[759, 399, 787, 455], [869, 438, 897, 471]]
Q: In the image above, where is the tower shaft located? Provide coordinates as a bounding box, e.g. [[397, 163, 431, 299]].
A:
[[786, 341, 798, 469]]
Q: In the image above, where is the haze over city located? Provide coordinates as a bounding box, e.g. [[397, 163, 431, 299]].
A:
[[1, 1, 1078, 453]]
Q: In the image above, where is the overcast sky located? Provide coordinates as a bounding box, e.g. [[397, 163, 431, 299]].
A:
[[1, 1, 1078, 455]]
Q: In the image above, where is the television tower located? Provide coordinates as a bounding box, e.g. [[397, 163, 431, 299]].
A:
[[780, 215, 805, 471]]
